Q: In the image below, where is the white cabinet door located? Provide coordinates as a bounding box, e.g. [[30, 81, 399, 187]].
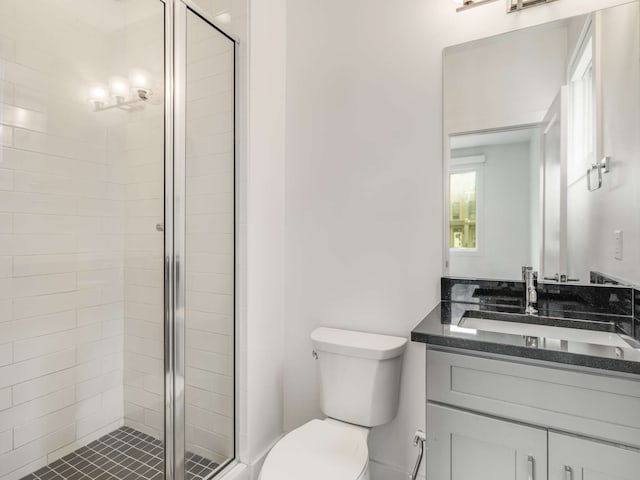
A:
[[427, 404, 548, 480], [549, 432, 640, 480]]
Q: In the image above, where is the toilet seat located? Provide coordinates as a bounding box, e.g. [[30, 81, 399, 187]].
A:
[[260, 419, 369, 480]]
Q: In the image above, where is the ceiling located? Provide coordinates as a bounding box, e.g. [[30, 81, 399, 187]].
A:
[[450, 127, 538, 150], [54, 0, 160, 32]]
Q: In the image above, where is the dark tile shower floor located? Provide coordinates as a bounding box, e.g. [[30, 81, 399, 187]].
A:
[[21, 426, 218, 480]]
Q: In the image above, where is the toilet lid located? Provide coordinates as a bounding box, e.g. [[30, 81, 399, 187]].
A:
[[260, 419, 368, 480]]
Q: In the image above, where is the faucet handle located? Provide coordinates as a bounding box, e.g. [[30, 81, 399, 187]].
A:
[[522, 266, 537, 283]]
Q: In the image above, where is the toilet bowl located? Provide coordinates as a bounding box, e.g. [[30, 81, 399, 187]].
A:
[[259, 327, 407, 480], [259, 419, 370, 480]]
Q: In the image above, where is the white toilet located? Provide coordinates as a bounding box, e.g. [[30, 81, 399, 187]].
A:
[[259, 327, 407, 480]]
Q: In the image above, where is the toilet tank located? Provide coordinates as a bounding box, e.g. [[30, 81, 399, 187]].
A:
[[311, 327, 407, 427]]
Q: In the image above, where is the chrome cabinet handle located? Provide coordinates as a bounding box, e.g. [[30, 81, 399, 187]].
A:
[[559, 274, 580, 283], [564, 465, 573, 480], [528, 456, 534, 480]]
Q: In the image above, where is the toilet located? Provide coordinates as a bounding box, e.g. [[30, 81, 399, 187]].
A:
[[259, 327, 408, 480]]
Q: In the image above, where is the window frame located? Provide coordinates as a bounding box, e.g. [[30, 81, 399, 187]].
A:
[[448, 156, 484, 257], [566, 14, 601, 186]]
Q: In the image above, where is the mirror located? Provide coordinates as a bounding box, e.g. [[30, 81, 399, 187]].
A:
[[443, 0, 640, 287]]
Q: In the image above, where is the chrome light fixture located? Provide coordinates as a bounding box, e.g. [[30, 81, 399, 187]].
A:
[[88, 69, 154, 112], [129, 69, 153, 101], [507, 0, 558, 13], [452, 0, 558, 13], [451, 0, 499, 12]]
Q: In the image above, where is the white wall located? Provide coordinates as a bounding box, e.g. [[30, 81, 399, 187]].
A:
[[444, 23, 568, 134], [450, 142, 532, 280], [284, 1, 438, 477], [283, 0, 634, 478], [242, 0, 287, 477]]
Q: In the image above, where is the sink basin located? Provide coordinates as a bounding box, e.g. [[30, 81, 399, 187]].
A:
[[458, 310, 639, 349]]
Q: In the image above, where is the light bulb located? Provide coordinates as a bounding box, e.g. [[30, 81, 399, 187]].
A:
[[88, 83, 108, 109], [129, 69, 152, 101], [109, 75, 130, 102], [130, 69, 150, 89]]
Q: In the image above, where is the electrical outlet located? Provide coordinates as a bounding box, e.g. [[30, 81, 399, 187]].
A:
[[614, 230, 623, 260]]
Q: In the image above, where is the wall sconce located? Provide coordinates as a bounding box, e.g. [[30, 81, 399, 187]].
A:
[[451, 0, 499, 13], [507, 0, 558, 13], [452, 0, 558, 13], [88, 69, 154, 112], [129, 69, 153, 101]]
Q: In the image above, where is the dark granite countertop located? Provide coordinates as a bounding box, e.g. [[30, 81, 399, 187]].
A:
[[412, 302, 640, 375]]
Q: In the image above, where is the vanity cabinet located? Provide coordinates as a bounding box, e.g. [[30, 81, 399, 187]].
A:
[[426, 349, 640, 479], [427, 403, 547, 480]]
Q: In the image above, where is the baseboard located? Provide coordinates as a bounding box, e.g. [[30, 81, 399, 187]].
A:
[[369, 459, 425, 480], [244, 435, 283, 480], [217, 462, 249, 480]]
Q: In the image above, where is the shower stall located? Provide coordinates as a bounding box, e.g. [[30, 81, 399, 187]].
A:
[[0, 1, 237, 479]]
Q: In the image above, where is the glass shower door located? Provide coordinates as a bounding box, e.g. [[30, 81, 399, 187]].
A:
[[170, 3, 236, 479]]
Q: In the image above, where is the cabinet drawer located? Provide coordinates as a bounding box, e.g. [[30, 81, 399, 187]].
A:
[[427, 349, 640, 448]]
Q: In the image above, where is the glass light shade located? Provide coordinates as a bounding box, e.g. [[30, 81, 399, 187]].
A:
[[88, 83, 109, 105], [109, 75, 130, 99], [129, 69, 151, 90]]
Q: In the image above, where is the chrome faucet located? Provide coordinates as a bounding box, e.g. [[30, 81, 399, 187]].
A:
[[522, 266, 538, 315]]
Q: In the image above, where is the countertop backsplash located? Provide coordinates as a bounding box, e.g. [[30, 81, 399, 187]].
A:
[[441, 277, 637, 339]]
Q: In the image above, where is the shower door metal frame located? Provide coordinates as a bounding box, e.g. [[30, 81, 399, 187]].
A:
[[164, 1, 239, 480]]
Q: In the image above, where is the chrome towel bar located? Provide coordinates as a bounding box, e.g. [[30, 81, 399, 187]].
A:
[[587, 156, 610, 192]]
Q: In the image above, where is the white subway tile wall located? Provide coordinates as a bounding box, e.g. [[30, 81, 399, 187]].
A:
[[0, 2, 164, 479], [110, 6, 166, 448], [120, 83, 166, 444], [184, 11, 235, 465]]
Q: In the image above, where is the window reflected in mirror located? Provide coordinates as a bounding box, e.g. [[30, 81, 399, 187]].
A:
[[449, 170, 478, 250]]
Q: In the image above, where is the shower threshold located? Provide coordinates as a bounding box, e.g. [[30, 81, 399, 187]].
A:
[[20, 426, 218, 480]]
